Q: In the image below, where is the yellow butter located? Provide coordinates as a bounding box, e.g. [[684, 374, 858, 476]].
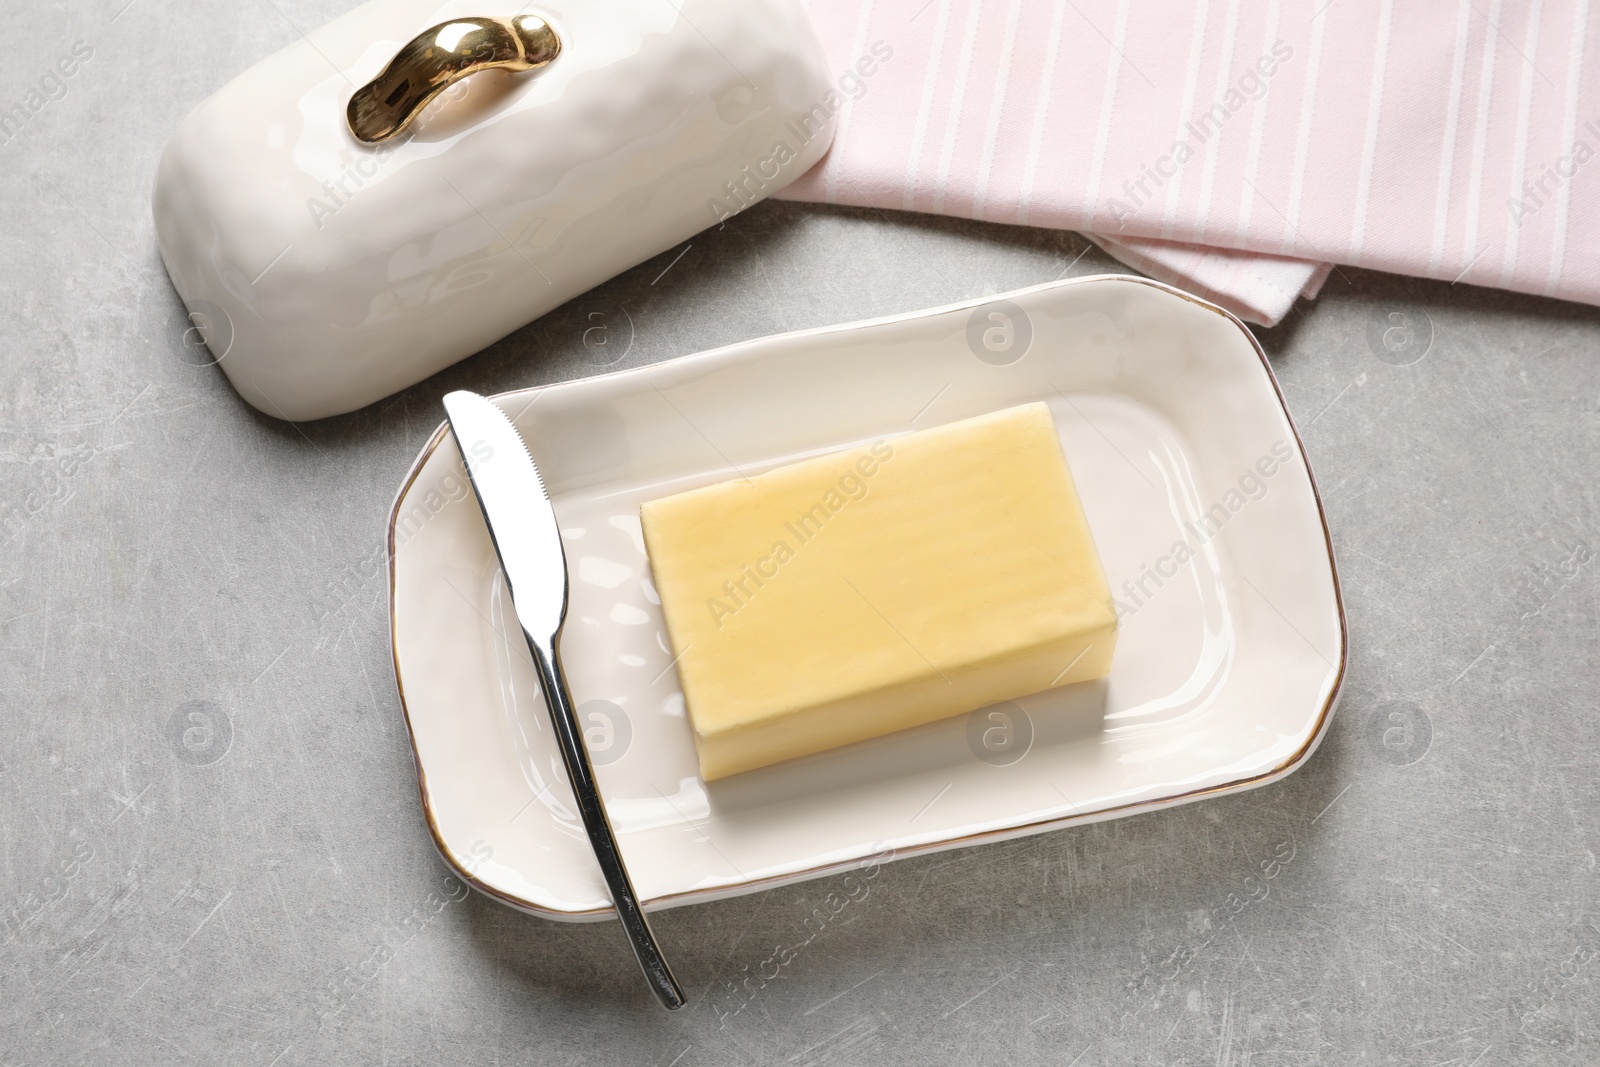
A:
[[640, 402, 1117, 780]]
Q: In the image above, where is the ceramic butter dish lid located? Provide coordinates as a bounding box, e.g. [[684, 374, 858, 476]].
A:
[[152, 0, 835, 421]]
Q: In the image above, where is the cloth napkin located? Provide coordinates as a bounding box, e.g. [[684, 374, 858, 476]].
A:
[[1088, 233, 1331, 325], [777, 0, 1599, 326]]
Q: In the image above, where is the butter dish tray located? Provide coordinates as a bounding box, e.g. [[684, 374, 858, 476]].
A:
[[387, 274, 1346, 919], [153, 0, 834, 421]]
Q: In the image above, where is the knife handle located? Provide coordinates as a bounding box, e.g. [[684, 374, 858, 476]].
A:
[[525, 634, 686, 1010]]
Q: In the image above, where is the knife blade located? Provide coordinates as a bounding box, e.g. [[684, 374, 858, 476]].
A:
[[442, 390, 685, 1011]]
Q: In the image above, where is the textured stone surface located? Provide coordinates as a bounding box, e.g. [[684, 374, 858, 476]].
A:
[[3, 3, 1600, 1064]]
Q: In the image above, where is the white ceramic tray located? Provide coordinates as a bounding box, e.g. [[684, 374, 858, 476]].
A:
[[387, 275, 1346, 919]]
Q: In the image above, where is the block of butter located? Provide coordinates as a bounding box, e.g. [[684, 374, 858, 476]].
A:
[[639, 402, 1117, 780]]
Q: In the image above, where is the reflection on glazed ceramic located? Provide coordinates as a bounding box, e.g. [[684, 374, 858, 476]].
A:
[[489, 505, 710, 837], [387, 276, 1346, 919], [487, 566, 576, 832], [1100, 432, 1235, 734], [152, 0, 835, 420]]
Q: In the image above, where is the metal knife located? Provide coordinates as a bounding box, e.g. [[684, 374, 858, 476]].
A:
[[442, 390, 686, 1011]]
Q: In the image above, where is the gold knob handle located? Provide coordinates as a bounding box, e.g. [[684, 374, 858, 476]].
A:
[[347, 15, 560, 143]]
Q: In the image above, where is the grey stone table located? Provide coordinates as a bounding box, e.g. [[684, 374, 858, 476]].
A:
[[3, 3, 1599, 1065]]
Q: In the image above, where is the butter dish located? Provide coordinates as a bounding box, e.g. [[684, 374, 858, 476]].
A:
[[386, 275, 1346, 919], [152, 0, 834, 421]]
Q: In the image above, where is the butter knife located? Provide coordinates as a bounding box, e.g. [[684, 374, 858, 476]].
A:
[[442, 390, 686, 1010]]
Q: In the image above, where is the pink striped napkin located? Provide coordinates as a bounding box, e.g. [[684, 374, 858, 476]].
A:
[[1088, 233, 1331, 325], [777, 0, 1600, 326]]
